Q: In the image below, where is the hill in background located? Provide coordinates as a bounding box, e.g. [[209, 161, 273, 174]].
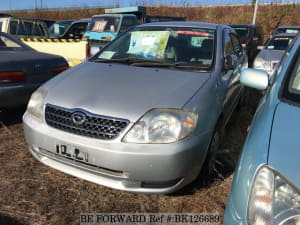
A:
[[7, 4, 300, 42]]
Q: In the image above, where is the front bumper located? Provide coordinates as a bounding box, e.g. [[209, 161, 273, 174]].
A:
[[223, 197, 248, 225], [23, 111, 212, 194]]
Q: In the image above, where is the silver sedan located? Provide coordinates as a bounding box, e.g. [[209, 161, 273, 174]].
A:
[[23, 22, 247, 194], [253, 33, 296, 76]]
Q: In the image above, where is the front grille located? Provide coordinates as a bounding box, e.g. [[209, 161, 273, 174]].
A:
[[45, 104, 129, 140]]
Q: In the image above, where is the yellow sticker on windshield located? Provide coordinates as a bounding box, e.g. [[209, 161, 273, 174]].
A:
[[127, 31, 170, 58], [274, 37, 290, 40]]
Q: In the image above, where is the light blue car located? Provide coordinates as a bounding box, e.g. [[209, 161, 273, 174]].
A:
[[224, 33, 300, 225]]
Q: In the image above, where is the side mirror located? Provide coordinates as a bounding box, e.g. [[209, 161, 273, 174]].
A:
[[68, 33, 74, 38], [240, 68, 269, 90], [224, 54, 237, 71]]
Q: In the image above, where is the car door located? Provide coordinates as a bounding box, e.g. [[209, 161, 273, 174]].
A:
[[221, 28, 244, 124]]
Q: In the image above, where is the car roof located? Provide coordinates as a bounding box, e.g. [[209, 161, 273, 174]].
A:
[[229, 24, 259, 28], [137, 21, 223, 29], [73, 18, 90, 22], [0, 16, 47, 22], [276, 25, 300, 29], [56, 19, 90, 23]]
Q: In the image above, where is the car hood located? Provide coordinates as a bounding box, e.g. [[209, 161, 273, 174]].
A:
[[45, 61, 210, 122], [257, 49, 285, 63], [268, 102, 300, 188]]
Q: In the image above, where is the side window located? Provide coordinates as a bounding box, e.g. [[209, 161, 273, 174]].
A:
[[24, 22, 33, 35], [0, 22, 2, 32], [17, 21, 27, 35], [32, 23, 42, 36], [230, 33, 242, 55], [223, 30, 233, 57], [66, 22, 87, 38], [9, 20, 18, 35], [120, 17, 136, 33]]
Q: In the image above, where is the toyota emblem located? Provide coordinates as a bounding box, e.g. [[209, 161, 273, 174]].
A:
[[71, 112, 87, 125]]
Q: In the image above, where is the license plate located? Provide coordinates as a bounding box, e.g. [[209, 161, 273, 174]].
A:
[[56, 144, 88, 162]]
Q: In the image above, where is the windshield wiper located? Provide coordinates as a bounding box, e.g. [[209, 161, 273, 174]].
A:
[[92, 58, 210, 70], [92, 57, 151, 64], [131, 61, 210, 70]]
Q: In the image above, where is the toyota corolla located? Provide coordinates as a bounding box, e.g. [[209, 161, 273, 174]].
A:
[[224, 34, 300, 225], [23, 22, 247, 194]]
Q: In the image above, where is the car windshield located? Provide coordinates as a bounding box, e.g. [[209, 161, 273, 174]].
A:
[[275, 28, 300, 34], [87, 16, 120, 33], [49, 20, 73, 37], [92, 26, 215, 70], [0, 35, 23, 50], [266, 36, 294, 50], [233, 27, 249, 38]]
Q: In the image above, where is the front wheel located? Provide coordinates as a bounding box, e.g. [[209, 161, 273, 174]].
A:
[[202, 129, 221, 179]]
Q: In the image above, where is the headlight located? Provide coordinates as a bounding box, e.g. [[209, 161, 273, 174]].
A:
[[248, 166, 300, 225], [26, 86, 48, 121], [123, 109, 198, 143]]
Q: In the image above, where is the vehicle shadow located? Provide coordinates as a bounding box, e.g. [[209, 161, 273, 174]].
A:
[[0, 108, 25, 126], [0, 214, 25, 225]]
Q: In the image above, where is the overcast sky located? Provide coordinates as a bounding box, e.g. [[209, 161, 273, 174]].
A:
[[1, 0, 299, 11]]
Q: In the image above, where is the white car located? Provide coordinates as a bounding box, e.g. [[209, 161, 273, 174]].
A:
[[253, 33, 296, 76]]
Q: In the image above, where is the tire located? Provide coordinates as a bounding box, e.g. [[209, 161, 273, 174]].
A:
[[202, 128, 221, 179]]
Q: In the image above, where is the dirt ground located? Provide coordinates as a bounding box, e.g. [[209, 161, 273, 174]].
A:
[[0, 92, 258, 225]]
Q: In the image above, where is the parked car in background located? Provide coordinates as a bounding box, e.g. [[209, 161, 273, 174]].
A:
[[272, 25, 300, 35], [23, 22, 247, 194], [84, 6, 185, 56], [49, 19, 90, 39], [224, 33, 300, 225], [229, 24, 263, 65], [0, 16, 49, 39], [0, 32, 69, 110], [39, 19, 56, 28], [253, 33, 296, 76]]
